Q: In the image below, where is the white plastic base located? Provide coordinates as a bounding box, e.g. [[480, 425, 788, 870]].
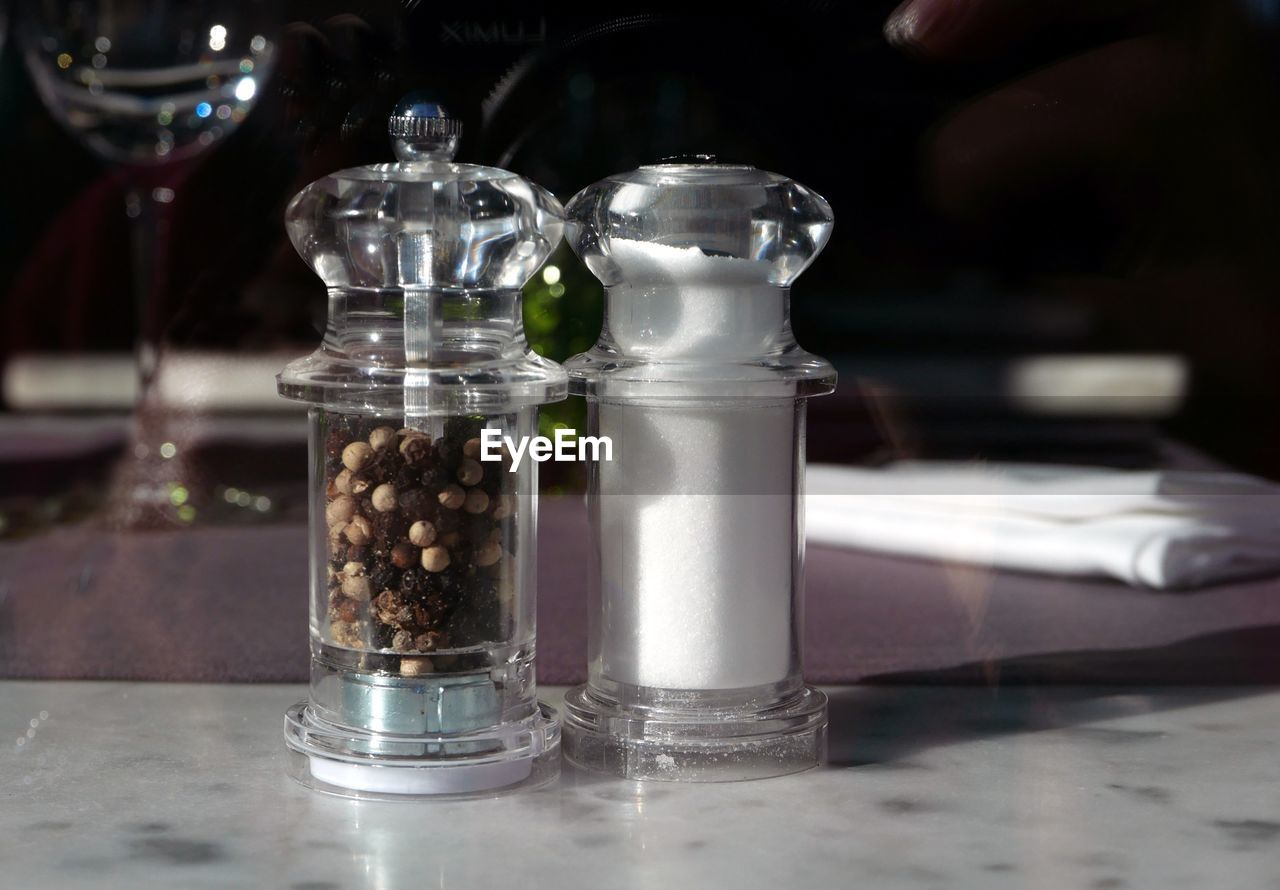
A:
[[283, 700, 560, 800], [308, 753, 532, 795]]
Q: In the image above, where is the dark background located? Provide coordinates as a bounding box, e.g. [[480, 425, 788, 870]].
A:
[[2, 1, 1278, 474]]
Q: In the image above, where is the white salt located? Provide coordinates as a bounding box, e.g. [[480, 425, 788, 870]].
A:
[[600, 240, 786, 359], [589, 239, 803, 691]]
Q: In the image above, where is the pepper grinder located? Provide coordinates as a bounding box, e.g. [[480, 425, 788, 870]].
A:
[[278, 95, 566, 798], [560, 159, 836, 780]]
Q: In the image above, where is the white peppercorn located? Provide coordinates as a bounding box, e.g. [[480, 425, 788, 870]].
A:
[[408, 520, 437, 548], [368, 425, 397, 452], [371, 483, 397, 513], [421, 545, 451, 572], [334, 468, 355, 495], [344, 515, 373, 546], [400, 656, 434, 677], [463, 437, 482, 459], [331, 620, 362, 648], [341, 573, 372, 602], [342, 440, 373, 472], [325, 494, 356, 528]]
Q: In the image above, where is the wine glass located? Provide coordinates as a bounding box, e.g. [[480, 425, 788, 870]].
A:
[[19, 0, 278, 525]]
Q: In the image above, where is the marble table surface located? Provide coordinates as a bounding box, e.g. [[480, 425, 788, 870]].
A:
[[2, 682, 1278, 889]]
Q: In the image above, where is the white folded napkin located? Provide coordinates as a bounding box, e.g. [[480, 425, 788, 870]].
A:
[[805, 462, 1280, 589]]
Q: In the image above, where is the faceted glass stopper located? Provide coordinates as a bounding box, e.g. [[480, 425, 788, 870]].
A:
[[564, 161, 833, 289], [388, 94, 462, 163], [284, 94, 563, 291]]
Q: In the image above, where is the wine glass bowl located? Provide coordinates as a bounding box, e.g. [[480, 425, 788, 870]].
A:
[[20, 0, 276, 165]]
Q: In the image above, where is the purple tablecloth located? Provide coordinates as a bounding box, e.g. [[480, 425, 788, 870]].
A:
[[3, 496, 1279, 684]]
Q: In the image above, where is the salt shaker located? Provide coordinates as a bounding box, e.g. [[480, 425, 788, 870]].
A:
[[560, 159, 836, 780], [278, 96, 566, 797]]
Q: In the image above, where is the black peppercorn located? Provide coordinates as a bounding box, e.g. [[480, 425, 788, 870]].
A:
[[400, 567, 430, 598], [397, 487, 433, 521], [390, 541, 417, 570], [368, 560, 401, 594]]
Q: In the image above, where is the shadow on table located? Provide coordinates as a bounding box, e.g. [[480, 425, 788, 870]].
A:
[[826, 624, 1280, 769]]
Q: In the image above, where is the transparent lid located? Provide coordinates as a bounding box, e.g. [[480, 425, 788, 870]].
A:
[[565, 159, 832, 288], [563, 158, 836, 400], [278, 96, 566, 414], [285, 95, 563, 291]]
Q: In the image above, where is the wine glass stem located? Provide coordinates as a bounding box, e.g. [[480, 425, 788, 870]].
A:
[[124, 184, 169, 397]]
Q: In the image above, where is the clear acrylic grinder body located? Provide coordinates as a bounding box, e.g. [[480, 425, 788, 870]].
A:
[[277, 100, 566, 798], [560, 162, 837, 781]]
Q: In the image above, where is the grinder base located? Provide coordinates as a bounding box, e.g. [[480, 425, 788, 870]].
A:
[[561, 683, 826, 782], [284, 699, 560, 800]]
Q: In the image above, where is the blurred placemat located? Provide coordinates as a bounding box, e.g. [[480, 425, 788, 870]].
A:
[[3, 496, 1280, 684]]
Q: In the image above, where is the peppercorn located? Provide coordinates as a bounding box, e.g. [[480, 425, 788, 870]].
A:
[[373, 589, 405, 626], [341, 572, 372, 602], [492, 495, 514, 520], [399, 434, 431, 464], [391, 487, 426, 521], [343, 514, 373, 546], [418, 464, 445, 490], [463, 437, 482, 459], [369, 425, 397, 452], [421, 545, 451, 572], [342, 441, 373, 472], [415, 630, 447, 652], [438, 484, 465, 510], [334, 598, 359, 623], [367, 561, 401, 595], [372, 509, 408, 543], [399, 567, 430, 598], [408, 520, 437, 547], [462, 488, 489, 514], [325, 495, 356, 528], [457, 458, 483, 486], [371, 483, 397, 513], [474, 540, 503, 567], [400, 656, 433, 676], [390, 541, 417, 570], [373, 594, 414, 630], [331, 620, 362, 648]]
